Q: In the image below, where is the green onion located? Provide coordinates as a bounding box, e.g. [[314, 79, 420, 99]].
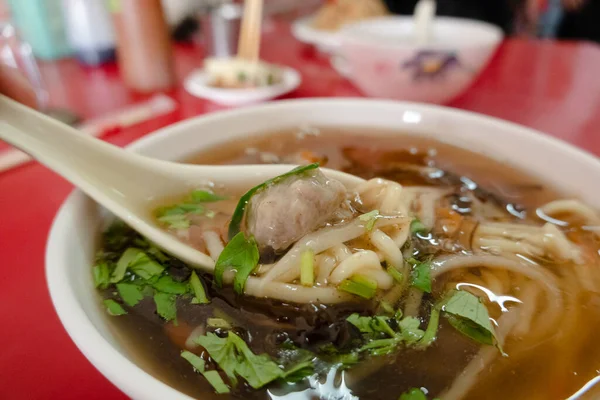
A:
[[359, 210, 380, 231], [300, 248, 315, 287], [410, 218, 428, 235], [386, 265, 404, 284], [338, 275, 378, 299], [191, 190, 227, 203]]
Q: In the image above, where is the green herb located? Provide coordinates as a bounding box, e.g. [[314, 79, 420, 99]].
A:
[[418, 308, 440, 348], [410, 219, 428, 235], [152, 275, 189, 294], [339, 275, 378, 299], [190, 271, 210, 304], [442, 290, 499, 349], [157, 214, 190, 230], [116, 283, 144, 307], [93, 262, 111, 289], [191, 190, 227, 202], [130, 254, 165, 280], [111, 247, 142, 283], [207, 318, 232, 330], [379, 301, 395, 316], [347, 313, 376, 334], [387, 265, 404, 284], [359, 338, 399, 356], [154, 292, 177, 322], [104, 299, 127, 316], [228, 163, 320, 239], [281, 359, 314, 383], [195, 332, 283, 389], [399, 387, 427, 400], [181, 351, 230, 394], [214, 232, 260, 294], [300, 248, 315, 287], [237, 71, 247, 82], [359, 210, 380, 231], [398, 317, 425, 345], [411, 262, 432, 293]]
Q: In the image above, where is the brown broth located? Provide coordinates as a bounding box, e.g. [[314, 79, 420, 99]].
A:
[[101, 128, 600, 400]]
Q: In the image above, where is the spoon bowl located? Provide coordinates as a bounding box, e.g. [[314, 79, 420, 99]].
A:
[[0, 95, 364, 270]]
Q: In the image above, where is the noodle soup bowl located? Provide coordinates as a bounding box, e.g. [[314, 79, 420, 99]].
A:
[[46, 99, 600, 399], [332, 16, 503, 103]]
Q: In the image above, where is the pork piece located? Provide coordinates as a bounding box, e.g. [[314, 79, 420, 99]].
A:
[[246, 170, 346, 253]]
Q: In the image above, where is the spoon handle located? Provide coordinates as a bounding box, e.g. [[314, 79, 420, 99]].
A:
[[414, 0, 436, 46]]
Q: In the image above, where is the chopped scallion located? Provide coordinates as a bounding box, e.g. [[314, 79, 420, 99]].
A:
[[339, 275, 378, 299], [410, 219, 428, 235], [190, 271, 210, 304], [359, 210, 380, 231], [300, 248, 315, 287]]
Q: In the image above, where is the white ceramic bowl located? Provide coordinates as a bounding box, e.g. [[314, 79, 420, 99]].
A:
[[46, 99, 600, 400], [291, 15, 342, 53], [332, 16, 503, 103]]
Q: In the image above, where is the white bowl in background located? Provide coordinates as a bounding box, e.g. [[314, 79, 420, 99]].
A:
[[46, 99, 600, 400], [184, 65, 301, 106], [291, 15, 342, 53], [332, 16, 503, 103]]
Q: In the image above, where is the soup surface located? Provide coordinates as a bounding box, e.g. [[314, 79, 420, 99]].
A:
[[95, 128, 600, 400]]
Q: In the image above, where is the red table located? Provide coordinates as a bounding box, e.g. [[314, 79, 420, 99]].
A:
[[1, 22, 599, 399]]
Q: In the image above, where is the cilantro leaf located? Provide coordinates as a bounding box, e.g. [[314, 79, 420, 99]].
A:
[[398, 317, 425, 345], [196, 332, 283, 389], [116, 283, 144, 307], [129, 252, 165, 280], [347, 313, 375, 334], [281, 359, 315, 383], [442, 290, 499, 348], [153, 293, 177, 322], [152, 275, 189, 294], [228, 332, 284, 389], [111, 248, 165, 282], [214, 232, 259, 294], [157, 214, 190, 230], [228, 163, 319, 239], [111, 247, 141, 283], [191, 190, 227, 203], [399, 387, 428, 400], [181, 351, 230, 394], [104, 299, 127, 316], [93, 262, 111, 289], [190, 271, 210, 304], [359, 338, 400, 356], [411, 262, 432, 293], [195, 333, 239, 385]]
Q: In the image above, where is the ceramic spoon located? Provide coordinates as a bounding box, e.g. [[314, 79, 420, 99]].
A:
[[414, 0, 436, 46], [0, 95, 364, 270]]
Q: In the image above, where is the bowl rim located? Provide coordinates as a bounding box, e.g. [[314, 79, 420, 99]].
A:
[[338, 15, 504, 50], [45, 98, 600, 400]]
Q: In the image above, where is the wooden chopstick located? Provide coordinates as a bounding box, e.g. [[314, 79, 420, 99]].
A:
[[237, 0, 263, 61]]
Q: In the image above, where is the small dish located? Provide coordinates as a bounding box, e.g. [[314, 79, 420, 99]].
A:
[[291, 16, 341, 53], [183, 65, 301, 106]]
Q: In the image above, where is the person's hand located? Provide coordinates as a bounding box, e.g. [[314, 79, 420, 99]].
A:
[[562, 0, 586, 11], [0, 63, 38, 108]]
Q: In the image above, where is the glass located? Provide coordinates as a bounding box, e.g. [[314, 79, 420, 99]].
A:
[[0, 21, 48, 109]]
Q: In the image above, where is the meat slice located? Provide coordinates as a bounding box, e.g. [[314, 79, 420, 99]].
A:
[[246, 170, 346, 252]]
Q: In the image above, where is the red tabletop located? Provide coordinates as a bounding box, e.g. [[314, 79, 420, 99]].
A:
[[1, 21, 599, 399]]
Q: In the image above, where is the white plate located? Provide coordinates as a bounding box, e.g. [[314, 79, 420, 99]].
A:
[[291, 16, 342, 53], [183, 66, 302, 106]]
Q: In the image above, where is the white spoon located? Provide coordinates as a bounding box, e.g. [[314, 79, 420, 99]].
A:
[[0, 94, 364, 271], [414, 0, 436, 46]]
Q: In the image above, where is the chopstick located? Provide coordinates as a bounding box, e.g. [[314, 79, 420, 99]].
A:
[[237, 0, 264, 61]]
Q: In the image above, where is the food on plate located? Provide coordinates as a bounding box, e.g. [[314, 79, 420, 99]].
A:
[[312, 0, 389, 31], [94, 128, 600, 399], [205, 57, 282, 89]]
